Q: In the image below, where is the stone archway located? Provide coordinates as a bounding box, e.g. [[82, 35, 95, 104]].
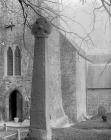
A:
[[9, 90, 23, 122]]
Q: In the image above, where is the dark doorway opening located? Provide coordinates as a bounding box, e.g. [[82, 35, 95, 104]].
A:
[[9, 90, 23, 122]]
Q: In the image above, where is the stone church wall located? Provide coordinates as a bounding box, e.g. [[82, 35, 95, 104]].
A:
[[60, 34, 77, 121], [87, 89, 111, 116], [87, 54, 111, 116], [0, 22, 33, 121]]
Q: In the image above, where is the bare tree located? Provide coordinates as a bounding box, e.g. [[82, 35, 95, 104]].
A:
[[82, 0, 111, 16], [0, 0, 111, 61]]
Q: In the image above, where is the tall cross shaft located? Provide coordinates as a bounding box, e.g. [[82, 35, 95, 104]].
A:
[[30, 17, 52, 140]]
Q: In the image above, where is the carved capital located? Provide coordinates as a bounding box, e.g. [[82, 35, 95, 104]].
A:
[[31, 17, 52, 38]]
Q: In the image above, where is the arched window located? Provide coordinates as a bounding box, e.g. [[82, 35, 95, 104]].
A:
[[15, 47, 21, 75], [7, 47, 13, 75]]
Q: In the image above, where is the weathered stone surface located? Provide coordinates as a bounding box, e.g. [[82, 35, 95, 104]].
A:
[[87, 54, 111, 64], [30, 128, 51, 140], [87, 64, 111, 88], [87, 54, 111, 116], [31, 18, 52, 37], [30, 36, 46, 130], [30, 19, 52, 140], [0, 25, 33, 121], [46, 30, 66, 122], [87, 89, 111, 116], [76, 55, 86, 121], [60, 34, 77, 121]]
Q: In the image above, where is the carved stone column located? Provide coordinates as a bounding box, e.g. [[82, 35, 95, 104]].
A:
[[30, 17, 52, 140]]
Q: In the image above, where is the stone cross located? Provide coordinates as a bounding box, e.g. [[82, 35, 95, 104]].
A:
[[30, 17, 52, 140]]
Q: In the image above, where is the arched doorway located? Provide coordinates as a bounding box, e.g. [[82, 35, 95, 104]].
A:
[[9, 90, 23, 122]]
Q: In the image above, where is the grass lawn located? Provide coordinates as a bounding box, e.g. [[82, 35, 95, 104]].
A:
[[52, 114, 111, 140], [0, 126, 29, 139], [74, 120, 111, 129], [0, 130, 15, 138], [52, 127, 111, 140]]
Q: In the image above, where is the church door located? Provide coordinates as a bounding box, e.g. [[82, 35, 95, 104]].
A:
[[9, 90, 23, 122]]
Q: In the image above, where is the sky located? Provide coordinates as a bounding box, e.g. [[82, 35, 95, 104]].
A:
[[59, 0, 111, 54]]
